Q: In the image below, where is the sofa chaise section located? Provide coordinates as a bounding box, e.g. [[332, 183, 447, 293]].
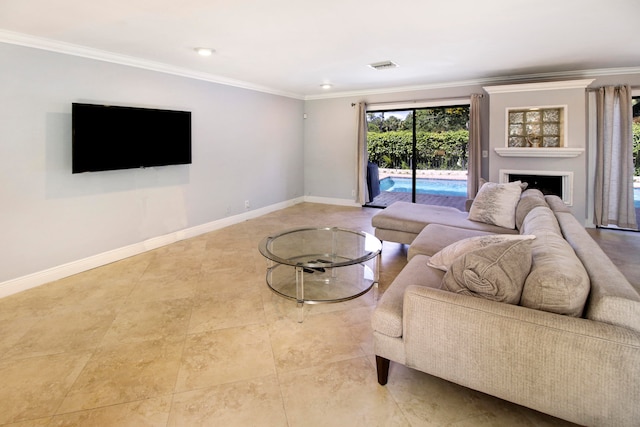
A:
[[371, 201, 518, 245], [371, 190, 640, 426]]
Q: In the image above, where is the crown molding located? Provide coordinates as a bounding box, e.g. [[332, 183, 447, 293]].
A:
[[2, 29, 639, 101], [305, 67, 640, 100], [0, 29, 305, 100], [483, 79, 595, 94], [304, 79, 482, 100]]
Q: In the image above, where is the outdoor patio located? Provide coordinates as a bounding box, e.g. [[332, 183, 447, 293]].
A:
[[367, 168, 468, 210], [366, 192, 467, 210]]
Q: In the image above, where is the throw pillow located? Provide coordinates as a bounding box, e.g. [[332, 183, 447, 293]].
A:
[[478, 177, 529, 191], [468, 181, 524, 229], [441, 238, 533, 304], [428, 234, 536, 271]]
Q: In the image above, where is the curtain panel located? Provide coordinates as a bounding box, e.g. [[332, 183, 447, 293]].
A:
[[467, 94, 483, 199], [355, 102, 369, 205], [594, 85, 637, 229]]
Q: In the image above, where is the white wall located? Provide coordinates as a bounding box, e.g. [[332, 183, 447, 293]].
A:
[[303, 85, 486, 201], [0, 43, 304, 285], [2, 39, 639, 293], [304, 75, 640, 224], [485, 82, 591, 224]]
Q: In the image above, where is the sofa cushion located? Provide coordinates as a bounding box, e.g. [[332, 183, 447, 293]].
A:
[[468, 181, 524, 229], [441, 239, 533, 304], [515, 189, 548, 230], [428, 234, 536, 271], [372, 202, 471, 235], [545, 195, 572, 213], [372, 255, 444, 338], [408, 224, 494, 260], [372, 201, 520, 241], [520, 205, 562, 236], [520, 231, 590, 317], [555, 211, 640, 332]]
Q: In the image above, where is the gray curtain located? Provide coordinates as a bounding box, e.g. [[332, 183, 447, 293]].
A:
[[467, 94, 483, 199], [594, 85, 637, 229], [355, 102, 369, 205]]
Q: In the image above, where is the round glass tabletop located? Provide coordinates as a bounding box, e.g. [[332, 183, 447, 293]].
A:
[[258, 227, 382, 311], [258, 226, 382, 268]]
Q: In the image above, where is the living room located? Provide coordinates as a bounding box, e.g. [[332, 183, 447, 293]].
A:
[[1, 1, 639, 425]]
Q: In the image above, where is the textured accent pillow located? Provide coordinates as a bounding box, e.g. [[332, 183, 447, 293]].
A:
[[441, 239, 533, 304], [428, 234, 536, 271], [479, 178, 528, 191], [468, 181, 524, 229]]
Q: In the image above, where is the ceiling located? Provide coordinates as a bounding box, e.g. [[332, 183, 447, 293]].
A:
[[1, 0, 639, 99]]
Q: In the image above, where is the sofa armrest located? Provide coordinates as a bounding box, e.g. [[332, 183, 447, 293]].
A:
[[401, 285, 640, 427]]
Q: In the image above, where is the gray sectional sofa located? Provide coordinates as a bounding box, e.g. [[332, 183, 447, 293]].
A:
[[370, 186, 640, 427]]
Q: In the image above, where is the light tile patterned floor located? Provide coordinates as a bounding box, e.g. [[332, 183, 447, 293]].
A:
[[3, 202, 629, 426]]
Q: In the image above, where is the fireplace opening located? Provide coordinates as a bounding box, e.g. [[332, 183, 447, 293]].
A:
[[508, 174, 563, 198], [500, 169, 572, 205]]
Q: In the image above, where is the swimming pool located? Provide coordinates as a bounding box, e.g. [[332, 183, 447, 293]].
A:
[[380, 177, 467, 197], [381, 177, 640, 206]]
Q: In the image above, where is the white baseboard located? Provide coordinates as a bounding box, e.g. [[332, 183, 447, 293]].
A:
[[0, 197, 305, 299], [304, 195, 362, 207]]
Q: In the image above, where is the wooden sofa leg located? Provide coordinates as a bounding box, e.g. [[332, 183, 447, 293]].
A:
[[376, 355, 390, 385]]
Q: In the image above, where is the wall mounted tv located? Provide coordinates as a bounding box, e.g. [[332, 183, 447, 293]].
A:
[[72, 103, 192, 173]]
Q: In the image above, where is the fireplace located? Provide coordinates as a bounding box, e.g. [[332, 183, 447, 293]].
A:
[[499, 169, 573, 206]]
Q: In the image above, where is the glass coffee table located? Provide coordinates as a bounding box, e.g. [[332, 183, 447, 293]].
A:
[[258, 227, 382, 322]]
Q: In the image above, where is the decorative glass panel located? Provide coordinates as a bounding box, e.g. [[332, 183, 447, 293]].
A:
[[525, 111, 540, 122], [509, 124, 523, 136], [526, 124, 541, 136], [543, 109, 559, 121], [509, 112, 524, 123], [543, 123, 559, 135], [507, 106, 564, 147], [543, 136, 560, 147], [508, 136, 526, 147]]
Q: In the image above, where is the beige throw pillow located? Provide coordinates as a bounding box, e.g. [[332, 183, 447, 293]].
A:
[[442, 239, 533, 304], [468, 181, 524, 229], [428, 234, 536, 271]]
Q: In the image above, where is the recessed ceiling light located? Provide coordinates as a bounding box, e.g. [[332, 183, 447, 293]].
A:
[[321, 83, 332, 90], [368, 60, 398, 70], [195, 47, 214, 57]]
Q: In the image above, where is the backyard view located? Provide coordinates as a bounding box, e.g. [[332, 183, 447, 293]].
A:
[[365, 106, 470, 209], [634, 97, 640, 227], [367, 101, 640, 227]]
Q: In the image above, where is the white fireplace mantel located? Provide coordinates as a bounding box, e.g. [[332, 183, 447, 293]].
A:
[[494, 147, 584, 158]]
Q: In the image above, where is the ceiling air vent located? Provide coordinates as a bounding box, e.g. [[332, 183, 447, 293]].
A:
[[368, 60, 398, 70]]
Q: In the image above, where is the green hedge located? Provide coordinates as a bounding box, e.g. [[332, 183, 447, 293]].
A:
[[367, 130, 469, 170], [634, 122, 640, 176], [369, 126, 640, 176]]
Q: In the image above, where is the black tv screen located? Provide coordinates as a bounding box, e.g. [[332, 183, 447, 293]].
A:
[[72, 103, 192, 173]]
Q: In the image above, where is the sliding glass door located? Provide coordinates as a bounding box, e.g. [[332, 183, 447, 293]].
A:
[[365, 105, 470, 209]]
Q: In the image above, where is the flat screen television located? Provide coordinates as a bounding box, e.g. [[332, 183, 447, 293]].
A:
[[72, 103, 192, 173]]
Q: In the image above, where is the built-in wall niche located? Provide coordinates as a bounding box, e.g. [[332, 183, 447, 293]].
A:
[[497, 105, 582, 158], [486, 79, 592, 159], [507, 106, 565, 148]]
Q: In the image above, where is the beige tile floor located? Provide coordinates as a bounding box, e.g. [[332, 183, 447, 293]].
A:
[[4, 202, 636, 426]]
